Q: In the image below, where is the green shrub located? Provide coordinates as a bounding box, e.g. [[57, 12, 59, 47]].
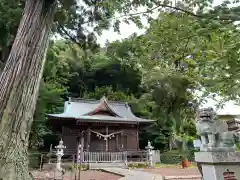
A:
[[160, 151, 195, 164], [236, 144, 240, 151], [128, 162, 148, 169]]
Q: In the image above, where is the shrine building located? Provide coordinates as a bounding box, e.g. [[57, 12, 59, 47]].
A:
[[47, 96, 154, 154]]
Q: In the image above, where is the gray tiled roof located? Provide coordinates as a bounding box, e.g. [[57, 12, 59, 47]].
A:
[[48, 97, 154, 123]]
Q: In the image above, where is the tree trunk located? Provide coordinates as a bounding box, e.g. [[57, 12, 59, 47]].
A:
[[0, 60, 3, 75], [0, 0, 56, 179]]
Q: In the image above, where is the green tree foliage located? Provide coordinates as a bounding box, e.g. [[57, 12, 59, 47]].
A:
[[0, 0, 23, 72], [31, 37, 197, 151], [2, 0, 240, 179], [140, 11, 240, 101], [84, 86, 132, 101], [30, 13, 210, 151], [26, 5, 240, 153], [30, 40, 144, 149], [2, 0, 240, 163]]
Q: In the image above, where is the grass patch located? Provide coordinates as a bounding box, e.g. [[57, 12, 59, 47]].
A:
[[63, 163, 89, 171], [127, 162, 148, 169], [127, 162, 196, 169]]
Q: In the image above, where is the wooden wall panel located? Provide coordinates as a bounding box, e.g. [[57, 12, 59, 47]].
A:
[[61, 124, 139, 152]]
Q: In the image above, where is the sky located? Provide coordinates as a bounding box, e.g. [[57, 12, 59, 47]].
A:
[[96, 0, 240, 115], [97, 0, 224, 46]]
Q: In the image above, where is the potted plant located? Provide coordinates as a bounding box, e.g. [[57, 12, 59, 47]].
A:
[[181, 154, 189, 168]]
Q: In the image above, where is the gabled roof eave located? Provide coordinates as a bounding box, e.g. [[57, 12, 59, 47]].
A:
[[47, 113, 155, 123], [82, 96, 123, 117]]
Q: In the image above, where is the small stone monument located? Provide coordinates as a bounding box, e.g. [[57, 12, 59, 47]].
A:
[[55, 139, 66, 171], [195, 108, 240, 180], [145, 140, 154, 167]]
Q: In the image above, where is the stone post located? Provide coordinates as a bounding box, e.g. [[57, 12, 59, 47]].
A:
[[195, 151, 240, 180], [195, 108, 240, 180], [145, 141, 154, 167], [55, 139, 66, 171]]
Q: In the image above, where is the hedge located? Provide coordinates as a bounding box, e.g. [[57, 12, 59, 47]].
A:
[[160, 152, 195, 164]]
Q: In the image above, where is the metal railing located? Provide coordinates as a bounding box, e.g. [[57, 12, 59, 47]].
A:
[[82, 151, 127, 163]]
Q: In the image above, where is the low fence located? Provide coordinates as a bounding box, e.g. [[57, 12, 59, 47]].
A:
[[82, 150, 161, 163], [28, 150, 200, 168], [82, 151, 127, 163], [28, 150, 161, 170], [29, 152, 46, 170], [28, 152, 75, 171], [125, 150, 160, 163], [126, 151, 147, 162]]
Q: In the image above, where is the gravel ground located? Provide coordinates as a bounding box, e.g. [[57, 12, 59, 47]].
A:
[[140, 167, 202, 179], [32, 170, 121, 180], [141, 167, 200, 177], [32, 168, 202, 180]]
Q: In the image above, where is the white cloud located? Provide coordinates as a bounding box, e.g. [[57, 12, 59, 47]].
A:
[[97, 21, 146, 46], [97, 6, 159, 46], [200, 95, 240, 116]]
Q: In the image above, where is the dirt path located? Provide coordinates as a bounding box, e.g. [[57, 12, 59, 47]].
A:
[[74, 170, 121, 180]]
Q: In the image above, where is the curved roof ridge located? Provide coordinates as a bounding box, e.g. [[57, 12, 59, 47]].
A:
[[82, 96, 123, 117], [68, 97, 128, 105], [48, 96, 155, 123]]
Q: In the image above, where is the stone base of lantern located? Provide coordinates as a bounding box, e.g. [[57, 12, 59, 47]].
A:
[[52, 168, 65, 180]]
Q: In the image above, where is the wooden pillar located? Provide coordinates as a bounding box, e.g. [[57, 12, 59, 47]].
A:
[[116, 134, 119, 151], [121, 131, 124, 151], [105, 126, 108, 151], [87, 127, 91, 152], [61, 126, 64, 138], [137, 124, 139, 150]]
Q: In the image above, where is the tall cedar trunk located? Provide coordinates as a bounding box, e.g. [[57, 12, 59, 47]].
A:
[[0, 0, 56, 179], [0, 61, 3, 75]]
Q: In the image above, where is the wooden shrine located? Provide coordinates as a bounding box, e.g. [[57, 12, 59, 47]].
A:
[[47, 96, 154, 154]]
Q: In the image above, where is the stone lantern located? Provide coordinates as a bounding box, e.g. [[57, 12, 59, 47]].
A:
[[145, 140, 154, 167], [55, 139, 66, 171]]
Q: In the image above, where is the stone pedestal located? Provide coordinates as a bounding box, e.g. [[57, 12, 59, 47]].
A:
[[195, 151, 240, 180]]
